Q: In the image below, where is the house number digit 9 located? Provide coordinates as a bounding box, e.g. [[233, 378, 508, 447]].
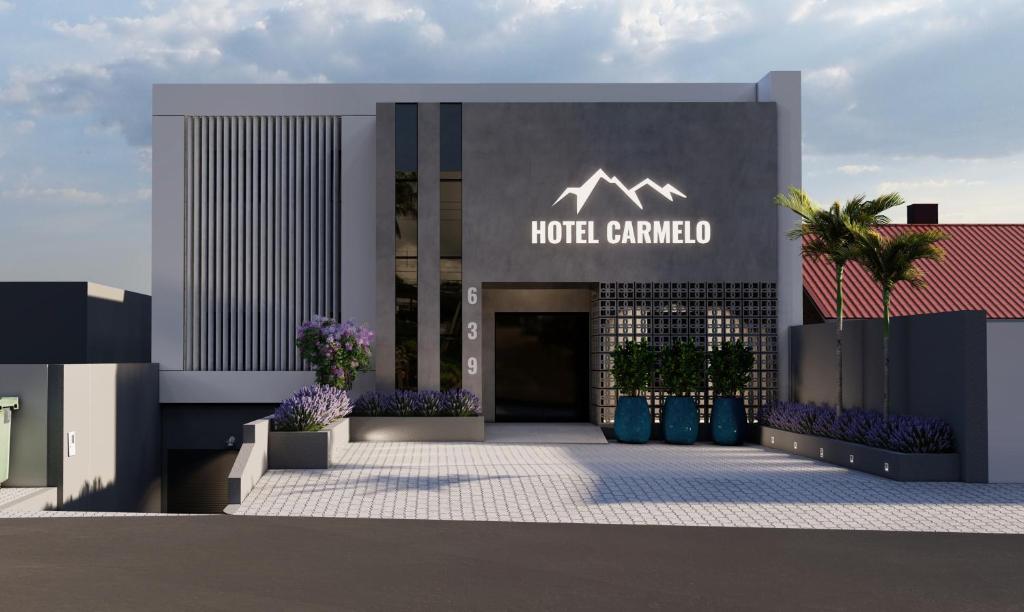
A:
[[467, 321, 478, 340], [467, 286, 478, 305], [467, 357, 478, 375]]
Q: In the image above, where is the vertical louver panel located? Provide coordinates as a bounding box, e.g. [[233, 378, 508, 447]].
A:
[[183, 116, 343, 371]]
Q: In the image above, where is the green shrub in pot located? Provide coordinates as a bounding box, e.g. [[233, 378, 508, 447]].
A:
[[611, 339, 656, 443], [660, 339, 706, 444], [708, 340, 754, 445]]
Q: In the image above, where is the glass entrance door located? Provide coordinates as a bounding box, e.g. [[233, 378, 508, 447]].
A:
[[494, 312, 590, 422]]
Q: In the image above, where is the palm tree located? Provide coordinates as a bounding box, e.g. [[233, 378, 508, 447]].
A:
[[852, 228, 946, 416], [775, 187, 902, 414]]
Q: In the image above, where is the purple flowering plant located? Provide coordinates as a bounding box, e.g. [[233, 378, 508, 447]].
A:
[[272, 384, 351, 432], [758, 401, 955, 454], [295, 316, 374, 390], [352, 389, 482, 417]]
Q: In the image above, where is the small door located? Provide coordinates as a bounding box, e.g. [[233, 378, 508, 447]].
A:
[[494, 313, 590, 422]]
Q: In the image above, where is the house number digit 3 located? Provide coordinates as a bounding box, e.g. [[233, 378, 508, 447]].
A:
[[467, 357, 478, 375], [467, 286, 478, 305], [467, 322, 478, 340]]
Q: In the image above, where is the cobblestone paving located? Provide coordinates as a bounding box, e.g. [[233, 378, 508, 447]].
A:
[[233, 442, 1024, 533]]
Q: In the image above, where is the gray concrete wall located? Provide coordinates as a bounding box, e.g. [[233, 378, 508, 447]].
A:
[[481, 286, 595, 421], [374, 103, 397, 391], [461, 102, 778, 283], [792, 311, 989, 482], [417, 104, 441, 390], [986, 320, 1024, 483], [0, 283, 150, 364], [0, 363, 161, 510], [59, 364, 162, 511]]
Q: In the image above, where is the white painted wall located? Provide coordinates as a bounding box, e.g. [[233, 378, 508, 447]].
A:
[[758, 71, 802, 402], [986, 320, 1024, 483]]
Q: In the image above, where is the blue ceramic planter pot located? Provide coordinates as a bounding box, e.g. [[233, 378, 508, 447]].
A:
[[662, 396, 699, 445], [711, 396, 746, 445], [614, 396, 651, 444]]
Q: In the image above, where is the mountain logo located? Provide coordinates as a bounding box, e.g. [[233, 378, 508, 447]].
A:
[[553, 169, 686, 214]]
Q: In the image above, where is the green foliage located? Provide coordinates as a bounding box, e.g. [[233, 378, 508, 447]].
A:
[[775, 187, 902, 270], [852, 228, 947, 302], [611, 339, 656, 397], [660, 339, 706, 396], [708, 341, 755, 398]]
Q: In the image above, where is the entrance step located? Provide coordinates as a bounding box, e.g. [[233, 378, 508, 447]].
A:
[[485, 423, 607, 444]]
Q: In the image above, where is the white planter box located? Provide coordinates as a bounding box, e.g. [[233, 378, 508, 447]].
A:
[[349, 416, 484, 442], [268, 418, 350, 469]]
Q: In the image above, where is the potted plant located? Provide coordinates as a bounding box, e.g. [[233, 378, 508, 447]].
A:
[[269, 384, 351, 469], [295, 316, 374, 390], [660, 339, 706, 444], [611, 339, 656, 444], [708, 340, 754, 445]]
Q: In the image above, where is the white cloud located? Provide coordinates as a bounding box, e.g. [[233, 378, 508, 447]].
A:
[[13, 120, 35, 135], [3, 186, 107, 205], [789, 0, 826, 23], [616, 0, 750, 53], [790, 0, 930, 26], [837, 164, 880, 175], [805, 65, 853, 90], [878, 178, 988, 191], [0, 1, 13, 13]]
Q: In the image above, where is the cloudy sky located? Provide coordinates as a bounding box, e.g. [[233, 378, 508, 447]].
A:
[[0, 0, 1021, 293]]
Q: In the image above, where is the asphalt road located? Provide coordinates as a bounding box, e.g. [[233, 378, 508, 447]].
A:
[[1, 517, 1022, 611]]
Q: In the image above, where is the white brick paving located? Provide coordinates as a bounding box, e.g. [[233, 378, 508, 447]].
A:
[[233, 442, 1024, 533]]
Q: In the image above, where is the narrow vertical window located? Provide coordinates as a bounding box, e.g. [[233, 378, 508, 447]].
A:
[[439, 103, 462, 390], [395, 104, 418, 390]]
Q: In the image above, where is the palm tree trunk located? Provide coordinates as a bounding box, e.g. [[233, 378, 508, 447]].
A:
[[835, 263, 845, 415], [882, 288, 891, 417]]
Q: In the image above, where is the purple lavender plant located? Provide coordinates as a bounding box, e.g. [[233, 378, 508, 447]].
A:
[[441, 389, 482, 417], [350, 389, 481, 417], [352, 391, 389, 416], [759, 401, 955, 453], [272, 384, 351, 432]]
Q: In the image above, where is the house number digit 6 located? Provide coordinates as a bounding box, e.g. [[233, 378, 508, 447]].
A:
[[467, 286, 478, 305], [467, 321, 478, 340], [467, 357, 478, 375]]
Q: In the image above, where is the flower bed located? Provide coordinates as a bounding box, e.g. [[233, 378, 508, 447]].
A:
[[352, 389, 482, 417], [268, 385, 352, 469], [757, 402, 960, 481], [349, 389, 483, 442], [758, 401, 955, 453]]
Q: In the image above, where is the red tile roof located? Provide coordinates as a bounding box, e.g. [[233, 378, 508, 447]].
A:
[[803, 224, 1024, 320]]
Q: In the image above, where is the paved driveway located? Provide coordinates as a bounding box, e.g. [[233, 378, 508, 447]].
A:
[[233, 442, 1024, 533]]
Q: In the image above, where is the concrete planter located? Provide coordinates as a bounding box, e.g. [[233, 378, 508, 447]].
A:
[[349, 416, 484, 442], [268, 418, 350, 469], [760, 426, 961, 482]]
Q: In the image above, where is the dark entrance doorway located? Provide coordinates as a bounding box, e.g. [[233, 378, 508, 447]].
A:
[[494, 312, 590, 422]]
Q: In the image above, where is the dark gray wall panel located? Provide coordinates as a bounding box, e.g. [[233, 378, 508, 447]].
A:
[[417, 104, 441, 390], [462, 103, 778, 283], [183, 116, 342, 371], [792, 311, 989, 482], [0, 283, 150, 364], [374, 105, 397, 389]]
